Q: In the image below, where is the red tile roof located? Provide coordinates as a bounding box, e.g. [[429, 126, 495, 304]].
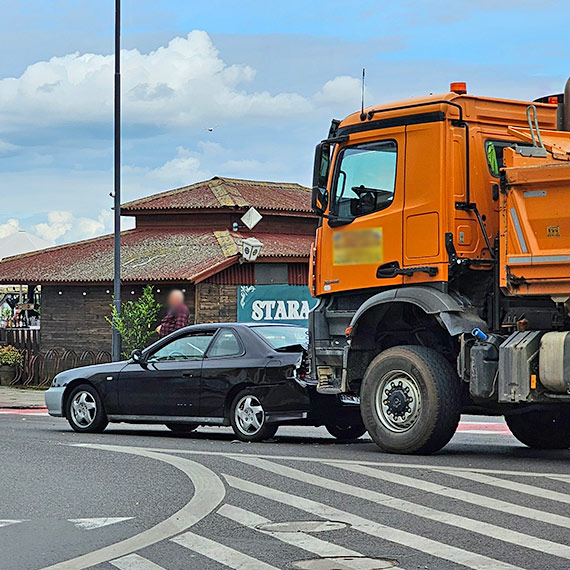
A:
[[121, 177, 312, 214], [0, 228, 313, 284]]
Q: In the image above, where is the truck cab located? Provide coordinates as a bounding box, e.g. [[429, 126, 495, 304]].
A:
[[309, 83, 570, 453]]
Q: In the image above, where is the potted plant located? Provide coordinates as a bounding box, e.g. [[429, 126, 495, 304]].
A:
[[0, 345, 24, 386]]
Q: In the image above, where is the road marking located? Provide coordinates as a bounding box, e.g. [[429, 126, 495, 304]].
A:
[[41, 444, 225, 570], [236, 456, 570, 561], [442, 469, 570, 505], [110, 554, 166, 570], [68, 517, 133, 530], [218, 504, 369, 564], [0, 519, 24, 528], [456, 422, 511, 435], [225, 473, 523, 570], [172, 531, 280, 570], [0, 408, 48, 415], [136, 446, 570, 479], [329, 462, 570, 529]]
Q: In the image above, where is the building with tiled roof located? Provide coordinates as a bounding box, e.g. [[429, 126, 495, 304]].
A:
[[0, 177, 317, 357]]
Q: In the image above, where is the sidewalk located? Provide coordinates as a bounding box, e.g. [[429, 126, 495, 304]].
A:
[[0, 386, 47, 409]]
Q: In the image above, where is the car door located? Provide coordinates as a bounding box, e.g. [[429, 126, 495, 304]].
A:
[[117, 330, 217, 418], [199, 328, 255, 419]]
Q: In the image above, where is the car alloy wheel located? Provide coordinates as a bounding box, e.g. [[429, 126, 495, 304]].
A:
[[235, 395, 265, 436], [70, 390, 97, 428]]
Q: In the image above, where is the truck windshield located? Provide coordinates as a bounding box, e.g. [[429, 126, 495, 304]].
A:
[[331, 140, 397, 219]]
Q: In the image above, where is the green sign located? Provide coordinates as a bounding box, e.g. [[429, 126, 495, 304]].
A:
[[238, 285, 318, 326]]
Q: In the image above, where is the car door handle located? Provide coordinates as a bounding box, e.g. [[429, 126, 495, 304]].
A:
[[182, 372, 194, 377]]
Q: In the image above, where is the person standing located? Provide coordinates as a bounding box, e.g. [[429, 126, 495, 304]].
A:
[[156, 289, 190, 338]]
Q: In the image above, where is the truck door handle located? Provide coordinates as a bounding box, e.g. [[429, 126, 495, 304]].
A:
[[377, 261, 438, 278]]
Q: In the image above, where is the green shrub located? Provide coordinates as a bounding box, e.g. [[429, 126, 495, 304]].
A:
[[0, 345, 24, 367], [106, 285, 161, 359]]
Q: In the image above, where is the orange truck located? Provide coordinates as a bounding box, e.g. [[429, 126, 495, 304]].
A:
[[309, 80, 570, 453]]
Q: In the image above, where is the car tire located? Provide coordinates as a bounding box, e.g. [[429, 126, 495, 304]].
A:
[[230, 390, 278, 442], [505, 409, 570, 449], [66, 384, 108, 433], [360, 345, 461, 455], [165, 423, 199, 433], [325, 422, 367, 440]]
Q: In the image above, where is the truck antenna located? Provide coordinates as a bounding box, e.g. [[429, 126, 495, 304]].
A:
[[360, 68, 366, 121]]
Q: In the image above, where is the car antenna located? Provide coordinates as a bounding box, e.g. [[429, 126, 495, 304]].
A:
[[360, 67, 366, 121]]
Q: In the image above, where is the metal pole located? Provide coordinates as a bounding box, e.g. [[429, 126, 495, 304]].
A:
[[112, 0, 122, 360]]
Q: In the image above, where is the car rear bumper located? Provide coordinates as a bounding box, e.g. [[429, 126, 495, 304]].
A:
[[45, 386, 65, 417]]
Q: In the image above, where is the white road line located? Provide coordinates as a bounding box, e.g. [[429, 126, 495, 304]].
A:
[[224, 473, 522, 570], [443, 469, 570, 505], [546, 475, 570, 484], [218, 503, 379, 569], [0, 519, 24, 528], [110, 553, 166, 570], [329, 462, 570, 529], [133, 446, 570, 479], [41, 444, 225, 570], [172, 531, 280, 570], [235, 456, 570, 561], [68, 517, 133, 530]]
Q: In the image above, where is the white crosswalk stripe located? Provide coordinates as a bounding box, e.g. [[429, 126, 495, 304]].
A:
[[217, 504, 394, 570], [172, 530, 281, 569], [110, 553, 166, 570], [234, 456, 570, 561], [328, 461, 570, 529], [441, 469, 570, 505], [224, 473, 523, 570]]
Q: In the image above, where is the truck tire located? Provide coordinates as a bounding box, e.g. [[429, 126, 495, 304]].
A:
[[505, 409, 570, 449], [325, 421, 367, 440], [360, 345, 461, 454]]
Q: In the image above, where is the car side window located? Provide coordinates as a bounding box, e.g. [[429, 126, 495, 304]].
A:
[[148, 331, 216, 362], [208, 330, 242, 358]]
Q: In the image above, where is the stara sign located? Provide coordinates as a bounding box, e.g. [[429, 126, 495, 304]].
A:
[[238, 285, 318, 326]]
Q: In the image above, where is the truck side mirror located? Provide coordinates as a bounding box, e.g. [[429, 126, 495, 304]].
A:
[[311, 142, 330, 215]]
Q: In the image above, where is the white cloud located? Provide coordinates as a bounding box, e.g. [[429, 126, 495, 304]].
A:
[[32, 209, 117, 244], [0, 31, 312, 133], [0, 218, 20, 239], [148, 146, 208, 184], [314, 75, 363, 106]]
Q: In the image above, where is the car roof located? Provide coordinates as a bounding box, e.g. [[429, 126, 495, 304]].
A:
[[175, 322, 306, 333]]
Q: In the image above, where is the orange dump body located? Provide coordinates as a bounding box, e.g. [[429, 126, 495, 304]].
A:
[[501, 130, 570, 296]]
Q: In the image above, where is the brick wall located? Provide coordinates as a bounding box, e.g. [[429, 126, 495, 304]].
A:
[[195, 284, 237, 323]]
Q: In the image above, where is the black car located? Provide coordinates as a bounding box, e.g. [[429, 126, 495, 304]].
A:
[[45, 323, 365, 442]]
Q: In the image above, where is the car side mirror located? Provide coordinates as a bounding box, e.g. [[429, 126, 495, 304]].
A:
[[131, 349, 145, 364], [311, 142, 330, 215]]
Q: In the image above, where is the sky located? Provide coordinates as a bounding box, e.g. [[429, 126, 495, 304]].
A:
[[0, 0, 568, 247]]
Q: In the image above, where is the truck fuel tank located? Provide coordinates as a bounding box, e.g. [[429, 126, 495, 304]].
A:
[[539, 331, 570, 393]]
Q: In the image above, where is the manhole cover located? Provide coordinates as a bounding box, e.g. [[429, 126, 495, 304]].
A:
[[257, 521, 347, 533], [292, 557, 399, 569]]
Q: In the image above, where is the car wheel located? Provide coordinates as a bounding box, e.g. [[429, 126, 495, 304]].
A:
[[230, 391, 278, 442], [165, 423, 199, 433], [325, 422, 367, 440], [360, 345, 461, 454], [66, 384, 108, 433], [505, 409, 570, 449]]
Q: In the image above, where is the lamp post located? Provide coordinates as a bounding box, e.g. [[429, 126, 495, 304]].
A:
[[112, 0, 122, 361]]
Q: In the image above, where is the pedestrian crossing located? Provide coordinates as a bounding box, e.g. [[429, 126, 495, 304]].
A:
[[100, 451, 570, 570]]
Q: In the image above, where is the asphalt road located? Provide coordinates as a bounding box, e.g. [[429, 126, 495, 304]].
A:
[[1, 412, 569, 570]]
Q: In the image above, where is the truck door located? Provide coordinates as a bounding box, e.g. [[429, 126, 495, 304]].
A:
[[317, 127, 406, 295]]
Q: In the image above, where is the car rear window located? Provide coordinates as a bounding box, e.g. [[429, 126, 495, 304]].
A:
[[252, 326, 308, 350]]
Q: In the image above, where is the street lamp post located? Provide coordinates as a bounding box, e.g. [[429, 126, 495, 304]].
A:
[[112, 0, 122, 361]]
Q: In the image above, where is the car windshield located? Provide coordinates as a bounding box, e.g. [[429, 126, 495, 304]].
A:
[[252, 325, 308, 350]]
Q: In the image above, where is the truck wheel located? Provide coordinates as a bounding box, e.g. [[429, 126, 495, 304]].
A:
[[505, 409, 570, 449], [360, 345, 461, 454], [325, 422, 367, 440]]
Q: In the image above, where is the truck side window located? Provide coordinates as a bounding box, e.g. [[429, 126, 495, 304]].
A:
[[331, 140, 397, 219], [485, 140, 533, 177]]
